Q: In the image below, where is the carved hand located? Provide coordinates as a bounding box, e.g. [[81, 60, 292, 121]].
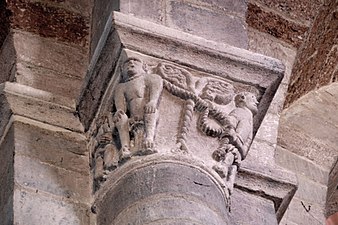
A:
[[222, 128, 237, 142], [144, 101, 157, 114], [98, 132, 112, 144], [113, 110, 127, 123]]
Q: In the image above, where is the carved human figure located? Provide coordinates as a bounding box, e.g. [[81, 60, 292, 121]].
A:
[[213, 92, 258, 192], [94, 114, 119, 181], [113, 57, 163, 158], [223, 91, 258, 159]]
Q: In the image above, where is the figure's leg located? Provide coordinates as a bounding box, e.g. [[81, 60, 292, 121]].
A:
[[143, 111, 158, 153], [103, 144, 119, 170], [227, 164, 237, 194], [212, 153, 234, 178], [115, 111, 131, 159], [94, 150, 104, 180]]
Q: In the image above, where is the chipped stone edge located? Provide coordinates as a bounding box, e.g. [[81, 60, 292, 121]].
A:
[[0, 82, 84, 135], [112, 11, 285, 75]]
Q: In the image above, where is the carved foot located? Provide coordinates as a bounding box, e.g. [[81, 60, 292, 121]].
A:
[[212, 148, 227, 162], [103, 144, 119, 170], [137, 139, 158, 155], [144, 139, 154, 149], [140, 147, 158, 155], [119, 146, 131, 160], [212, 163, 228, 178]]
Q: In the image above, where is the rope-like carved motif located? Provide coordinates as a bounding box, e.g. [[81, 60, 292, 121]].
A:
[[177, 99, 195, 152]]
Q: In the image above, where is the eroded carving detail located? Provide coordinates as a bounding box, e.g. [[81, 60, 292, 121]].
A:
[[93, 113, 119, 182], [92, 57, 163, 188], [157, 62, 258, 195], [157, 63, 196, 152], [93, 60, 259, 197], [210, 92, 258, 194], [114, 57, 163, 157]]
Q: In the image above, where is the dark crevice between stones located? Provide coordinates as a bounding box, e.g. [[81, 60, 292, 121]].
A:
[[0, 1, 11, 50]]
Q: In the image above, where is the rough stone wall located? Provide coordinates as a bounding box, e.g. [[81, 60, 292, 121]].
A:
[[246, 0, 322, 49], [7, 0, 90, 47], [0, 0, 92, 99], [246, 1, 338, 224], [119, 0, 248, 48], [0, 1, 96, 224], [276, 83, 338, 224], [0, 1, 11, 49], [0, 125, 14, 224], [284, 0, 338, 107]]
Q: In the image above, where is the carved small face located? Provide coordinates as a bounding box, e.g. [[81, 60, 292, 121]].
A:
[[235, 92, 259, 114], [122, 58, 144, 80]]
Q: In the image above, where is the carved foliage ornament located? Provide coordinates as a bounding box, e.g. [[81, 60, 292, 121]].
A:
[[92, 58, 259, 196]]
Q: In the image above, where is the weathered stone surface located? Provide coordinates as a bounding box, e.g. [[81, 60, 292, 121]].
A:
[[95, 161, 230, 225], [16, 62, 83, 99], [236, 162, 297, 221], [251, 0, 323, 24], [8, 0, 90, 47], [0, 196, 13, 225], [120, 0, 165, 24], [247, 2, 308, 48], [276, 146, 329, 185], [326, 189, 338, 218], [79, 12, 284, 131], [295, 174, 327, 205], [118, 0, 248, 48], [114, 196, 227, 225], [112, 13, 284, 86], [326, 160, 338, 217], [197, 0, 247, 14], [280, 196, 325, 225], [278, 82, 338, 224], [13, 30, 88, 79], [279, 86, 338, 170], [248, 28, 297, 78], [8, 30, 88, 99], [15, 155, 90, 201], [231, 189, 278, 225], [90, 0, 119, 57], [0, 34, 16, 84], [13, 188, 90, 225], [284, 0, 338, 107], [0, 0, 10, 50], [1, 82, 84, 132], [13, 117, 88, 174], [168, 1, 248, 48], [0, 126, 14, 225], [78, 28, 122, 130], [27, 0, 93, 17]]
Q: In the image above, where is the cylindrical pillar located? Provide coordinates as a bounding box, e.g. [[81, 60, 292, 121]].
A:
[[95, 159, 234, 225]]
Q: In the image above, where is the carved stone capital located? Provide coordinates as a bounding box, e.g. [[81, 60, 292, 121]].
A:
[[78, 12, 295, 224]]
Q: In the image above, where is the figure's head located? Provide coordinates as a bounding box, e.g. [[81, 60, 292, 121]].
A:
[[122, 57, 145, 80], [199, 80, 235, 105], [234, 92, 258, 114]]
